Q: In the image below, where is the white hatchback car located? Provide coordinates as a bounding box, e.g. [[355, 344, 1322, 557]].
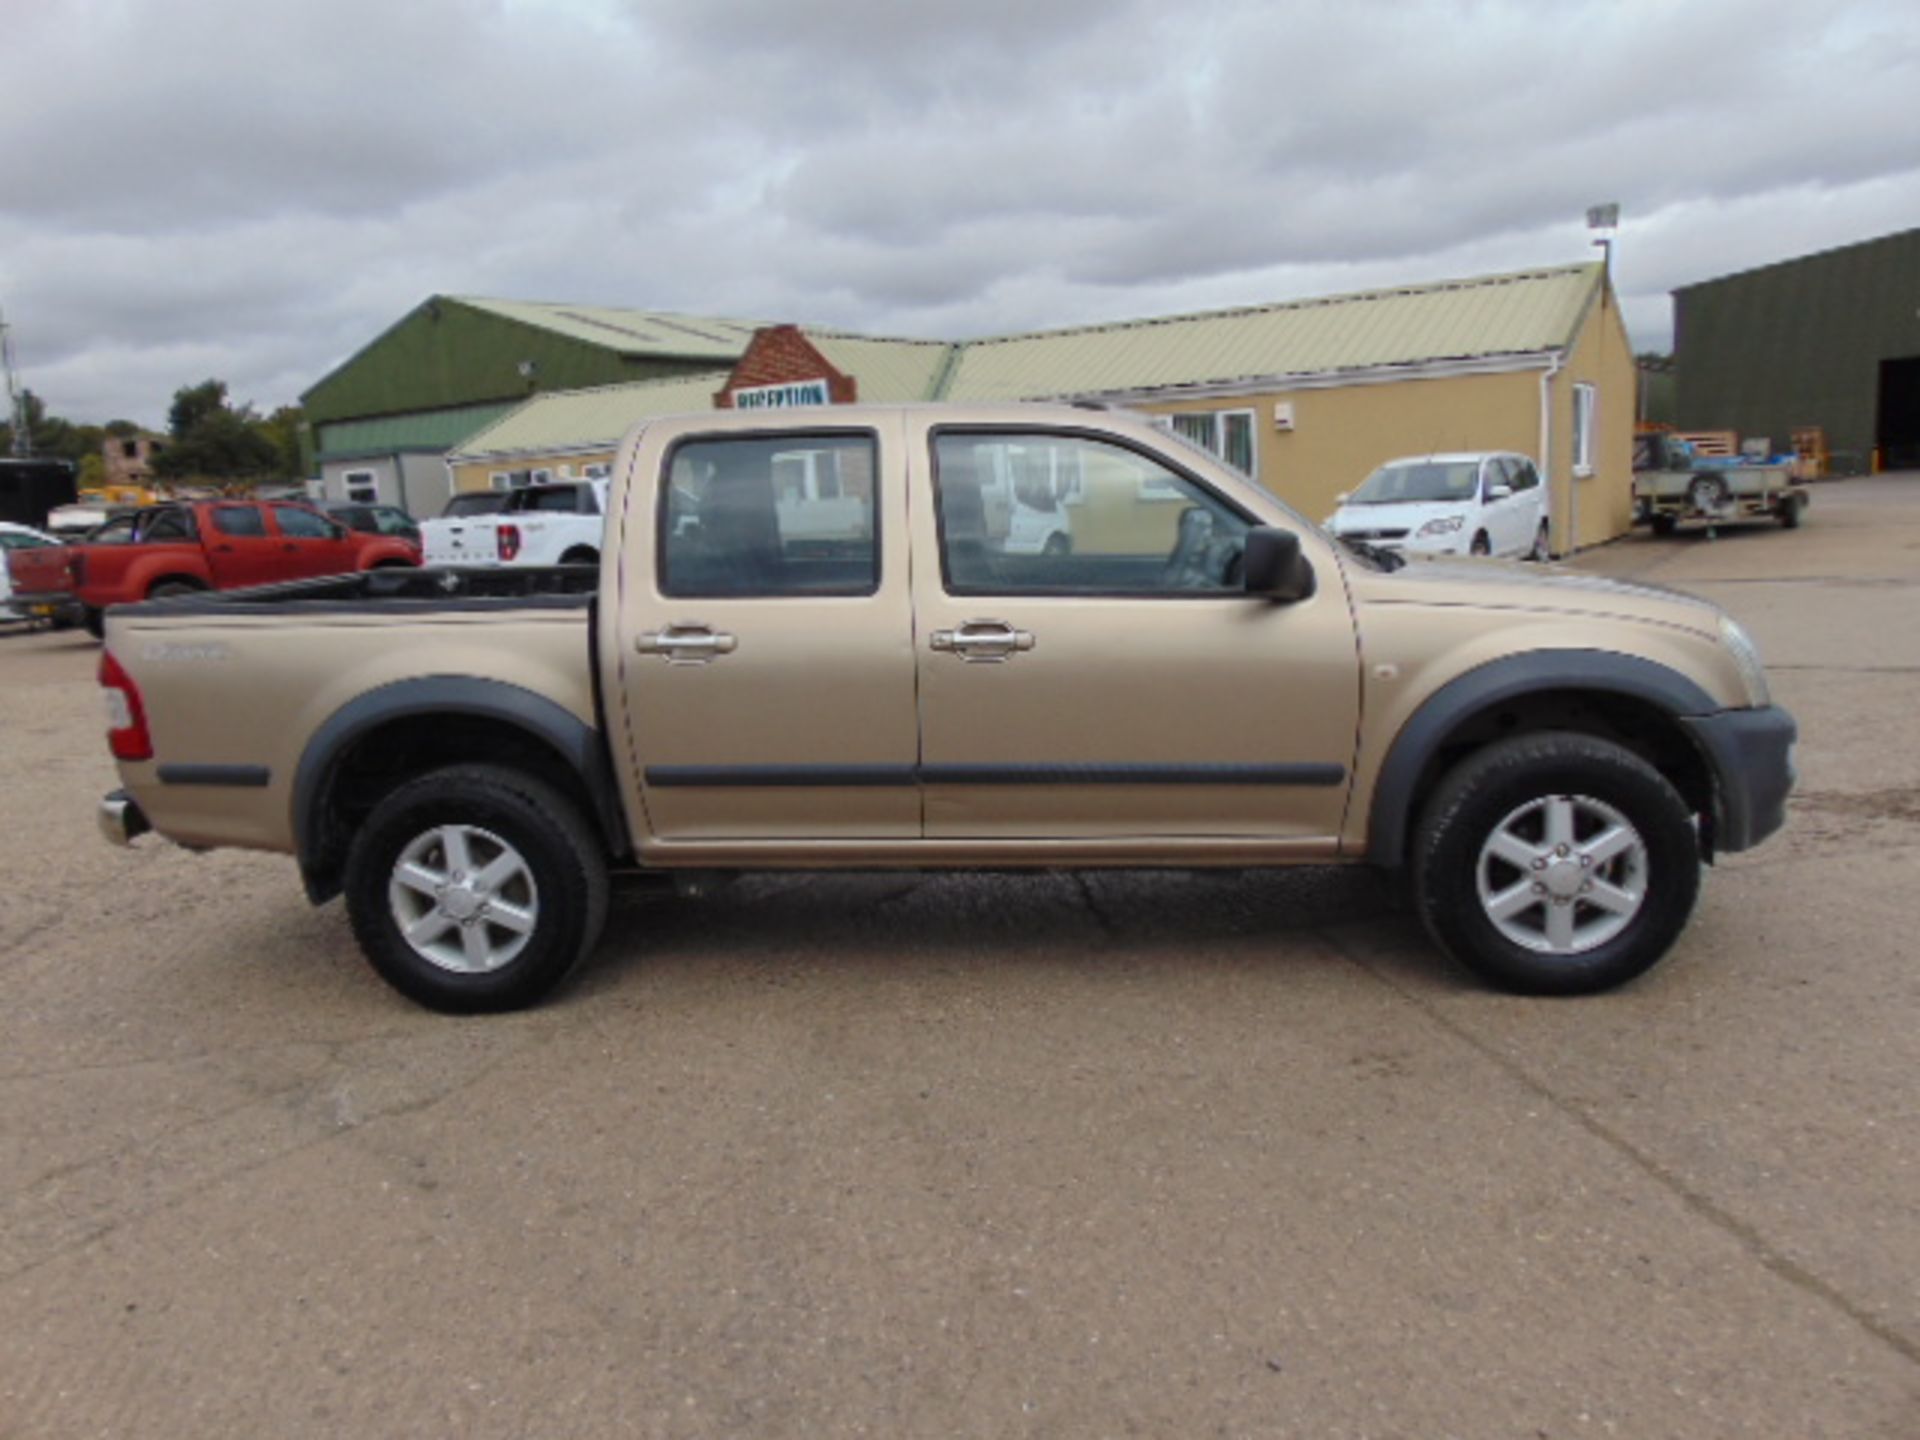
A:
[[1326, 452, 1550, 561]]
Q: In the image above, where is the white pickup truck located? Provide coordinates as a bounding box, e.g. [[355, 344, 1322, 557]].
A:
[[421, 480, 609, 567]]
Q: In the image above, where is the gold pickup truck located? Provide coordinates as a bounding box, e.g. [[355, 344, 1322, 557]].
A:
[[96, 404, 1795, 1011]]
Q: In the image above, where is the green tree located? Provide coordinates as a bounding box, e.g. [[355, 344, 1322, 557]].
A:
[[152, 379, 283, 483], [0, 390, 103, 466], [259, 403, 307, 478]]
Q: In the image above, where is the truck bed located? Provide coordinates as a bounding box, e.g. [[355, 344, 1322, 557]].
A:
[[104, 566, 602, 857], [119, 564, 601, 614]]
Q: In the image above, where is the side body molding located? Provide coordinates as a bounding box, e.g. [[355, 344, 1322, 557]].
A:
[[292, 676, 629, 901], [1365, 649, 1719, 867]]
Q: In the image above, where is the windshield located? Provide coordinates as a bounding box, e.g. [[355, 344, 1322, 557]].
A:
[[1349, 460, 1481, 505]]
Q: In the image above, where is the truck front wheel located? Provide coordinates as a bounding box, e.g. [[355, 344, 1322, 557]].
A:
[[1411, 732, 1700, 995], [344, 764, 609, 1012]]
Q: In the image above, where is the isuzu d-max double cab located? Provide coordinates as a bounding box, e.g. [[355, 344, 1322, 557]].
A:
[[96, 405, 1795, 1012]]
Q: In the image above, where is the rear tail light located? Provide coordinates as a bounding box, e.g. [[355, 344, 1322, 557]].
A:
[[497, 524, 522, 562], [98, 650, 154, 761]]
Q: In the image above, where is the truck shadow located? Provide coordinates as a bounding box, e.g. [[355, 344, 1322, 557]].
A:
[[575, 866, 1457, 1000]]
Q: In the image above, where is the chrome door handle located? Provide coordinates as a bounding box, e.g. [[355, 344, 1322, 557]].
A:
[[930, 619, 1035, 662], [636, 622, 738, 663]]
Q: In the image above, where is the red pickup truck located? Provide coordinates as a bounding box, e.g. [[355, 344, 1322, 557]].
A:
[[74, 499, 419, 636]]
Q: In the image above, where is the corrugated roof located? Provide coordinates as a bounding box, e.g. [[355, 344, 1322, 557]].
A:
[[451, 298, 767, 359], [444, 263, 1604, 460], [941, 263, 1603, 401], [805, 332, 954, 402], [448, 371, 733, 460], [316, 402, 521, 459]]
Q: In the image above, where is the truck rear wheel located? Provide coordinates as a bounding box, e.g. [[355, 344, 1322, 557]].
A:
[[344, 764, 609, 1012], [1411, 732, 1700, 995], [1650, 513, 1677, 537], [1777, 494, 1804, 528]]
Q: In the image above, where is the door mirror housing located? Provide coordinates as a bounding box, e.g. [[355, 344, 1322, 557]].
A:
[[1333, 491, 1351, 506], [1487, 483, 1514, 501], [1242, 526, 1316, 603]]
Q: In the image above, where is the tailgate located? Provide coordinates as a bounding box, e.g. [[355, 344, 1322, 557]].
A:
[[6, 544, 75, 601], [422, 517, 501, 566]]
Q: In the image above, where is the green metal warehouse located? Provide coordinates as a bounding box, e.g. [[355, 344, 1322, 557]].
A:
[[300, 298, 763, 513], [1674, 226, 1920, 473]]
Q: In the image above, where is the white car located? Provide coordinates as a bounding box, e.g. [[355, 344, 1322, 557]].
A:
[[1327, 452, 1550, 561]]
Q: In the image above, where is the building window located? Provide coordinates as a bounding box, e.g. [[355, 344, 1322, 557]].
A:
[[343, 469, 378, 503], [1166, 409, 1256, 477], [1572, 384, 1597, 476]]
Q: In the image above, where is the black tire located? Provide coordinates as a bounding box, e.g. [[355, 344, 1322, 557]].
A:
[[559, 546, 600, 566], [1041, 533, 1072, 557], [148, 581, 202, 599], [1650, 513, 1677, 537], [82, 606, 104, 640], [1469, 531, 1491, 557], [1777, 495, 1803, 529], [1527, 522, 1551, 562], [344, 764, 610, 1013], [1411, 732, 1701, 995]]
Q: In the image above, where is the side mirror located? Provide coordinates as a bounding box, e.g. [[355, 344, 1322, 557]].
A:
[[1242, 526, 1316, 603], [1333, 491, 1351, 506], [1487, 483, 1514, 501]]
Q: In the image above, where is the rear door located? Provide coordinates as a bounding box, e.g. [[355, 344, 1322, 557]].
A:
[[611, 419, 920, 843], [911, 422, 1360, 842], [205, 504, 284, 588]]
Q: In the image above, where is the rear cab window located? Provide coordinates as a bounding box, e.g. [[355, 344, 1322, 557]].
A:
[[660, 433, 878, 597]]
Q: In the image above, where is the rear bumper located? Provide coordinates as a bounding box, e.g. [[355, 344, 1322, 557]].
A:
[[1681, 705, 1797, 853], [98, 789, 152, 848]]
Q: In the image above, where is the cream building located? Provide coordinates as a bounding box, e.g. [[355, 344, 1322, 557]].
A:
[[445, 263, 1633, 553]]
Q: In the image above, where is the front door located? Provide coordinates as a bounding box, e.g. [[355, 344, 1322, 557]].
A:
[[204, 504, 284, 588], [270, 504, 361, 578], [612, 420, 920, 843], [911, 424, 1360, 842]]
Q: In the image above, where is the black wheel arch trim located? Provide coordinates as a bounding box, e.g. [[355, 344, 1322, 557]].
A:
[[293, 675, 629, 903], [1366, 649, 1720, 867]]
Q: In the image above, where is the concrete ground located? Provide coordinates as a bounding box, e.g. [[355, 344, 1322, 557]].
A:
[[1, 478, 1915, 1438]]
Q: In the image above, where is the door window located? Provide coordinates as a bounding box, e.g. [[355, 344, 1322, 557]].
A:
[[272, 505, 345, 540], [661, 434, 878, 597], [934, 431, 1250, 595], [211, 505, 268, 537], [143, 510, 195, 541], [1509, 458, 1541, 491]]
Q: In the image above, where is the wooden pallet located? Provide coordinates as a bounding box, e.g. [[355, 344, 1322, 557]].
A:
[[1672, 429, 1739, 458]]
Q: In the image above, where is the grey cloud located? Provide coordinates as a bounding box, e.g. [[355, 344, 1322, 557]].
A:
[[2, 0, 1917, 426]]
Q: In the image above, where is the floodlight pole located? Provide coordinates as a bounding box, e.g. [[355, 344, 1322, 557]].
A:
[[1, 306, 29, 457]]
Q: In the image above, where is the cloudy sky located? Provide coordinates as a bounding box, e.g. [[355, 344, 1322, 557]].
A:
[[2, 0, 1916, 427]]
